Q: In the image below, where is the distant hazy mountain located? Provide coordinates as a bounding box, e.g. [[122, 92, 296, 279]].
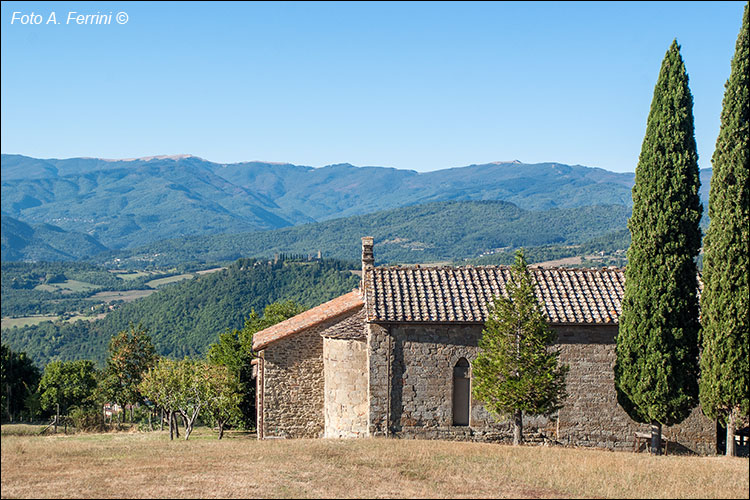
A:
[[206, 159, 639, 220], [1, 154, 712, 253], [0, 154, 304, 250], [1, 214, 108, 261]]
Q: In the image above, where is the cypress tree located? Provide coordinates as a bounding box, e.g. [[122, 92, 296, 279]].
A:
[[614, 40, 703, 455], [699, 4, 749, 457]]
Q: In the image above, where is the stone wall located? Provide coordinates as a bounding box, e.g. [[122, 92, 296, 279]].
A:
[[324, 337, 368, 437], [260, 307, 365, 439], [367, 322, 390, 436], [261, 324, 325, 438], [385, 324, 506, 437], [555, 324, 715, 454], [370, 322, 716, 453], [263, 307, 716, 453]]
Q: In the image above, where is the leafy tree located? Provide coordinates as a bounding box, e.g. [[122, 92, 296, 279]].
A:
[[140, 358, 218, 440], [614, 40, 703, 455], [472, 250, 568, 445], [699, 3, 749, 457], [139, 358, 182, 440], [202, 364, 242, 439], [245, 300, 307, 337], [206, 328, 253, 429], [207, 329, 246, 376], [170, 360, 208, 440], [98, 323, 158, 423], [1, 344, 42, 422], [207, 300, 305, 429], [38, 360, 98, 417]]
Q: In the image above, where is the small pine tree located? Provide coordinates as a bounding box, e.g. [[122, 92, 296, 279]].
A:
[[614, 40, 703, 455], [699, 3, 749, 457], [472, 250, 568, 445]]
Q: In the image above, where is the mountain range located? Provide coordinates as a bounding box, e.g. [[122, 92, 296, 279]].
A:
[[1, 154, 712, 260]]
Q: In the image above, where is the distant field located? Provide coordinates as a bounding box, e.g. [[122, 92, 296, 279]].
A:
[[64, 313, 107, 323], [0, 429, 747, 499], [196, 267, 226, 275], [145, 267, 224, 287], [146, 273, 196, 288], [533, 256, 584, 268], [34, 279, 102, 293], [1, 315, 58, 329], [89, 289, 157, 303], [111, 270, 151, 281], [1, 313, 108, 329]]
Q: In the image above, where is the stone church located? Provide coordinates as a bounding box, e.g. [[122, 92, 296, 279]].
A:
[[252, 237, 715, 453]]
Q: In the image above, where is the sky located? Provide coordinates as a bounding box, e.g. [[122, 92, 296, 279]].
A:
[[0, 1, 745, 173]]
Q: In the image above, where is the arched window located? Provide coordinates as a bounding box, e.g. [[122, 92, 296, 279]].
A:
[[452, 358, 470, 426]]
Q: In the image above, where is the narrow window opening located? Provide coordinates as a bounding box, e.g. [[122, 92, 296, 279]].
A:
[[452, 358, 470, 426]]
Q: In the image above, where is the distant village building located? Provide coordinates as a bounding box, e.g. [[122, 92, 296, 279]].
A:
[[252, 237, 716, 454]]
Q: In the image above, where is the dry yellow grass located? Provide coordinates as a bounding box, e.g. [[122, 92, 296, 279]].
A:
[[1, 428, 748, 499]]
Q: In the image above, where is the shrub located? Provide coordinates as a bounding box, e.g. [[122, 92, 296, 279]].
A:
[[68, 406, 106, 432]]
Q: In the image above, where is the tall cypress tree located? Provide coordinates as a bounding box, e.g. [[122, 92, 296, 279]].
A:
[[699, 4, 749, 457], [614, 40, 702, 455]]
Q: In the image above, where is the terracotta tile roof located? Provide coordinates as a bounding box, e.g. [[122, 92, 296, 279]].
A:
[[321, 308, 366, 340], [253, 263, 699, 350], [252, 290, 364, 351], [363, 266, 626, 324]]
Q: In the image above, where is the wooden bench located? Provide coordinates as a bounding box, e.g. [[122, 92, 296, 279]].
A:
[[634, 431, 669, 455]]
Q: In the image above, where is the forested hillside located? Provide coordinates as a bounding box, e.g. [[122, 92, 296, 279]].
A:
[[1, 258, 360, 367], [97, 200, 633, 268], [466, 229, 631, 267], [1, 215, 109, 261], [0, 261, 200, 318]]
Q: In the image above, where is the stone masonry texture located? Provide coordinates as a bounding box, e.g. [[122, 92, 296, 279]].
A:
[[369, 322, 715, 452], [261, 307, 364, 439], [324, 337, 368, 438]]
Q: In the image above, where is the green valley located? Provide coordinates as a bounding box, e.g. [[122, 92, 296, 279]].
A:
[[1, 257, 360, 367]]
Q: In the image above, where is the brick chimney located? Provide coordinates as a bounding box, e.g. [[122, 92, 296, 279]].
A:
[[361, 236, 374, 291]]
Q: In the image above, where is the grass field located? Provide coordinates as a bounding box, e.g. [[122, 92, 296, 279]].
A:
[[146, 273, 196, 288], [63, 313, 108, 323], [0, 315, 59, 329], [1, 426, 747, 499], [89, 289, 157, 303], [110, 270, 152, 280], [1, 313, 110, 329], [34, 280, 102, 294], [195, 267, 226, 275]]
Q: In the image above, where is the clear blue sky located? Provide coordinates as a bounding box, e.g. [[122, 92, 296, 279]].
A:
[[1, 1, 745, 172]]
